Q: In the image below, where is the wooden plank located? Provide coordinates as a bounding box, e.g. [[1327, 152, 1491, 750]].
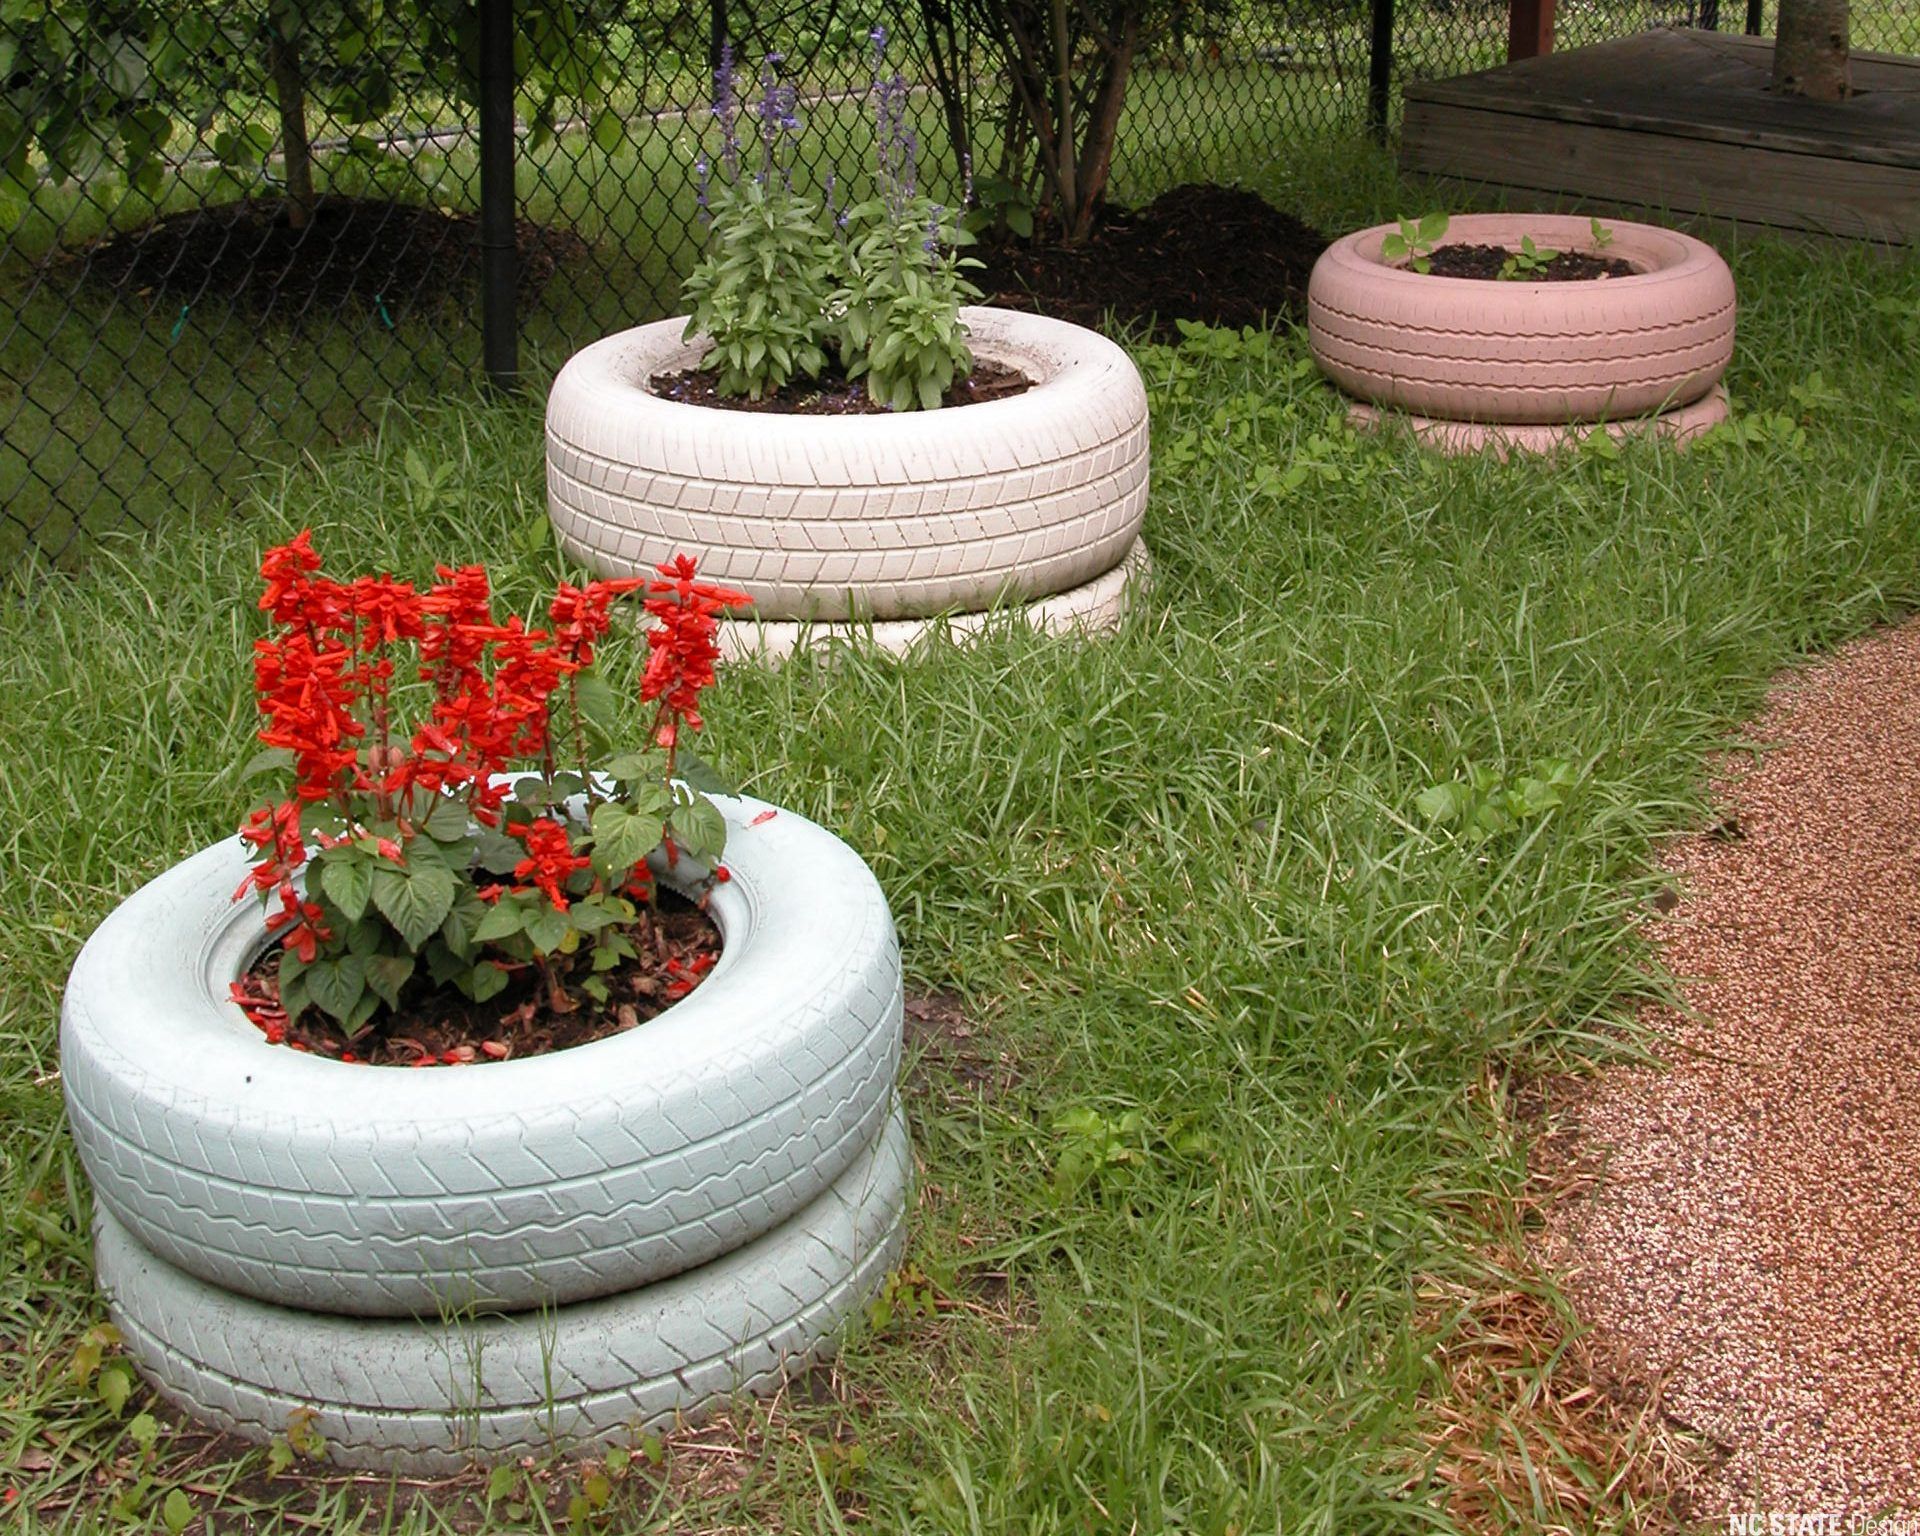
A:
[[1405, 31, 1920, 164], [1400, 99, 1920, 242], [1507, 0, 1556, 62]]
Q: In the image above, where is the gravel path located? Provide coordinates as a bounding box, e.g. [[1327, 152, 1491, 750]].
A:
[[1544, 620, 1920, 1519]]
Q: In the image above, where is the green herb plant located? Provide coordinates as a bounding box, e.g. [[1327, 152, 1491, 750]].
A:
[[681, 50, 838, 400], [682, 33, 980, 410], [1381, 211, 1450, 274], [1498, 234, 1561, 280]]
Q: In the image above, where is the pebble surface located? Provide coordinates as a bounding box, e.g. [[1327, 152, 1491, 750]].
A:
[[1545, 620, 1920, 1518]]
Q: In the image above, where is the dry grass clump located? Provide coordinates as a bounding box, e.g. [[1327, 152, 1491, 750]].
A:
[[1409, 1072, 1723, 1536]]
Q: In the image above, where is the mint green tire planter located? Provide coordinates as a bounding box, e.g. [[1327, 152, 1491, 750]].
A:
[[62, 795, 902, 1317], [95, 1106, 911, 1473]]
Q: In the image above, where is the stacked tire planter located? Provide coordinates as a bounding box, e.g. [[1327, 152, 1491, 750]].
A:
[[61, 795, 909, 1473], [545, 306, 1151, 660], [1307, 212, 1736, 455]]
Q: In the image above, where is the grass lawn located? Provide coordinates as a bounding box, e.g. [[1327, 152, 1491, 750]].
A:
[[3, 146, 1919, 1532]]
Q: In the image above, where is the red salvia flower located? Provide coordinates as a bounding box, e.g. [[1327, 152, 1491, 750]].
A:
[[508, 817, 591, 911]]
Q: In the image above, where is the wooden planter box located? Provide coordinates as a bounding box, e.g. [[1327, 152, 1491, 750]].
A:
[[1400, 30, 1920, 245]]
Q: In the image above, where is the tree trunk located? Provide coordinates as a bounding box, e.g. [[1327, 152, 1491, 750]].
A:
[[266, 5, 316, 229], [1067, 13, 1139, 243], [1773, 0, 1850, 101]]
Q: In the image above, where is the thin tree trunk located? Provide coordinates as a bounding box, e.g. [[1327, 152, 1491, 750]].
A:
[[1773, 0, 1850, 100], [1067, 13, 1138, 242], [1049, 0, 1078, 217], [266, 5, 316, 229]]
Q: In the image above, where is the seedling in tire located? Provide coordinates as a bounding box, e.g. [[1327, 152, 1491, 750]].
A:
[[1498, 235, 1561, 280], [1381, 211, 1450, 274]]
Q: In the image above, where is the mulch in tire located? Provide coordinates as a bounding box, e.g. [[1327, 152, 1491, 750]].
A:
[[64, 194, 590, 321], [974, 183, 1329, 341]]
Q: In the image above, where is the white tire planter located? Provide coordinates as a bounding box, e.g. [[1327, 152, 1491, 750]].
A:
[[545, 306, 1150, 623], [62, 795, 902, 1317], [1307, 213, 1736, 425], [95, 1105, 910, 1473], [719, 536, 1150, 663]]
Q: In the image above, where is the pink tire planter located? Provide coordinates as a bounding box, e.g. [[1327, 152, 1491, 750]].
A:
[[1307, 213, 1735, 450]]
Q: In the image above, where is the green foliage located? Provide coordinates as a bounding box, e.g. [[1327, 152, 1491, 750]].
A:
[[0, 0, 617, 203], [5, 218, 1920, 1532], [1497, 233, 1560, 280], [1416, 759, 1580, 840], [1380, 209, 1450, 273], [837, 200, 982, 411], [682, 173, 837, 399], [1589, 215, 1615, 249]]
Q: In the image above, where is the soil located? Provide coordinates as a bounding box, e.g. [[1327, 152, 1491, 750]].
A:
[[228, 889, 721, 1066], [972, 183, 1328, 340], [1421, 242, 1638, 282], [67, 194, 590, 319], [650, 356, 1030, 414]]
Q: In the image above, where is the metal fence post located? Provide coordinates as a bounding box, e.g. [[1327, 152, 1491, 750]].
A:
[[479, 0, 519, 392], [1368, 0, 1394, 143]]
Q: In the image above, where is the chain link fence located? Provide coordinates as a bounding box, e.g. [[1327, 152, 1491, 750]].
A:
[[4, 0, 1913, 566]]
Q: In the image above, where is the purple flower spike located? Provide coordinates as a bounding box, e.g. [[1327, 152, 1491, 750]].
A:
[[713, 42, 739, 175], [924, 205, 943, 254]]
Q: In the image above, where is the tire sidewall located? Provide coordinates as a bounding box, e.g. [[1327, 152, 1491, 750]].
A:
[[544, 306, 1150, 620], [61, 793, 902, 1312], [1307, 214, 1737, 421]]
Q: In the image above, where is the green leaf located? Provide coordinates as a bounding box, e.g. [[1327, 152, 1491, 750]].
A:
[[162, 1488, 192, 1534], [319, 852, 373, 922], [667, 795, 727, 863], [572, 671, 623, 745], [473, 900, 531, 944], [524, 904, 571, 956], [365, 953, 416, 1010], [1415, 782, 1469, 824], [304, 954, 369, 1023], [97, 1362, 132, 1415], [240, 747, 294, 781], [438, 886, 491, 957], [592, 110, 624, 153], [469, 962, 509, 1003], [371, 861, 457, 950], [474, 824, 524, 875], [127, 1412, 159, 1452], [591, 802, 664, 873], [266, 1438, 295, 1477], [1417, 210, 1450, 242], [423, 795, 472, 842]]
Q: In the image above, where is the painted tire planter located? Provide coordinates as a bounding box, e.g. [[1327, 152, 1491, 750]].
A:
[[95, 1105, 911, 1473], [544, 306, 1149, 623], [1307, 213, 1736, 425], [62, 794, 903, 1318]]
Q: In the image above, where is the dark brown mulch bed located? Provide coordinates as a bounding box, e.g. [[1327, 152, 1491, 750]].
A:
[[229, 891, 721, 1067], [973, 183, 1329, 341], [649, 356, 1030, 414], [66, 195, 590, 319], [1424, 242, 1638, 282]]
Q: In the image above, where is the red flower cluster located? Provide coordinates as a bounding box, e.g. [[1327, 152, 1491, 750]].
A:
[[241, 536, 744, 952], [642, 554, 750, 757], [509, 817, 593, 910]]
